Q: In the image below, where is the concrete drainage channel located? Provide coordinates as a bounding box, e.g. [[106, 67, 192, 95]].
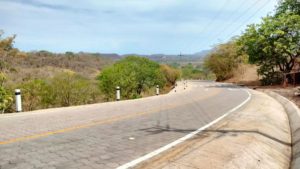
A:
[[266, 91, 300, 169]]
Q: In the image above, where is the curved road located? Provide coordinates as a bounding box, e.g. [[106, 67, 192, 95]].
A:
[[0, 81, 250, 169]]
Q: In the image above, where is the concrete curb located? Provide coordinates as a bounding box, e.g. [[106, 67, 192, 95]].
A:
[[265, 91, 300, 169]]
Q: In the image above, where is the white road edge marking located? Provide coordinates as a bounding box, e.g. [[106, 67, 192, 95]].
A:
[[117, 89, 252, 169]]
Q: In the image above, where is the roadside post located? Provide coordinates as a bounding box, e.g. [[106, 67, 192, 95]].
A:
[[15, 89, 22, 112], [156, 85, 159, 95], [116, 86, 120, 101]]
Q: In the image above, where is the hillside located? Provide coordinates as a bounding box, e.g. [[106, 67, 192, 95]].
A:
[[3, 51, 114, 83], [123, 50, 210, 64], [2, 49, 211, 85], [97, 50, 210, 66], [1, 48, 187, 112]]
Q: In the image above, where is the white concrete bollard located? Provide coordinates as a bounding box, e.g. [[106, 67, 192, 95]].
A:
[[116, 86, 120, 101], [15, 89, 22, 112], [156, 85, 159, 95]]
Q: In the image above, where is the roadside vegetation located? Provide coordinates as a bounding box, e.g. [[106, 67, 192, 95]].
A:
[[204, 40, 247, 81], [17, 72, 101, 111], [98, 56, 166, 100], [204, 0, 300, 85], [160, 64, 181, 86], [2, 0, 298, 113], [0, 32, 182, 113], [168, 61, 215, 80]]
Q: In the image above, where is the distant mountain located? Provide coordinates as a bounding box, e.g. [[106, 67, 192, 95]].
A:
[[141, 50, 211, 62], [97, 53, 122, 60], [193, 49, 211, 58], [98, 49, 211, 62]]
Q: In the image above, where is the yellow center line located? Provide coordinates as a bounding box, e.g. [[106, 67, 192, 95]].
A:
[[0, 111, 148, 145], [0, 88, 222, 145]]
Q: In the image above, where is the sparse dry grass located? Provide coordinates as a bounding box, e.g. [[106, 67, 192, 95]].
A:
[[3, 52, 114, 84]]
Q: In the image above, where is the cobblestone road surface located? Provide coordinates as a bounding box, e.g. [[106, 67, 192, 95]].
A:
[[0, 81, 249, 169]]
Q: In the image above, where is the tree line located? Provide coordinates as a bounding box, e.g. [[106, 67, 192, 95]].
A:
[[0, 33, 181, 113], [204, 0, 300, 85]]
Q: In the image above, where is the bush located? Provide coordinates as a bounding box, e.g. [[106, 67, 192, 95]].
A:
[[15, 71, 101, 111], [181, 63, 206, 79], [19, 79, 48, 111], [47, 71, 100, 107], [98, 56, 166, 100], [204, 40, 247, 81], [160, 64, 180, 86], [0, 73, 13, 113], [0, 86, 13, 113]]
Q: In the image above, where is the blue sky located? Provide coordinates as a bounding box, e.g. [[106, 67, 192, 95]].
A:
[[0, 0, 278, 54]]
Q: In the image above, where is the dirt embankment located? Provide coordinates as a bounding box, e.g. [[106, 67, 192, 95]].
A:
[[227, 64, 300, 108], [219, 64, 300, 108]]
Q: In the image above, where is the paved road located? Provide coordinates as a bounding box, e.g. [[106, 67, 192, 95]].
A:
[[0, 81, 249, 169], [136, 90, 291, 169]]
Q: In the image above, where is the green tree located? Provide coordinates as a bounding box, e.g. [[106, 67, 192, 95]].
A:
[[276, 0, 300, 16], [238, 13, 300, 84], [204, 40, 247, 81], [98, 56, 165, 100]]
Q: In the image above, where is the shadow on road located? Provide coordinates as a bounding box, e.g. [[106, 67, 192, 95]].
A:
[[139, 126, 291, 146]]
